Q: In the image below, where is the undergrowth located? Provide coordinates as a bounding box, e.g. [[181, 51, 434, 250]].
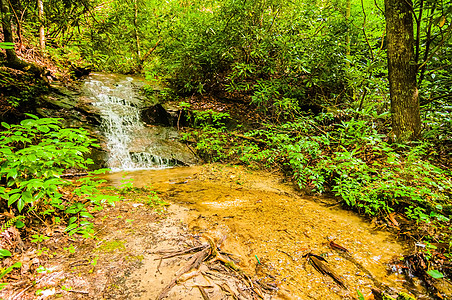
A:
[[0, 115, 167, 293], [0, 115, 119, 291]]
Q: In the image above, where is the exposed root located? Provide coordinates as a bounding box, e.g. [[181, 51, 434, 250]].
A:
[[155, 235, 274, 299], [156, 248, 210, 300]]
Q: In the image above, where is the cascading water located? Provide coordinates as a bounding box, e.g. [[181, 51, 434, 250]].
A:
[[82, 73, 174, 171]]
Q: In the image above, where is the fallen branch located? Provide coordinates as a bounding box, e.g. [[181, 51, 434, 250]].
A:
[[307, 253, 347, 288], [197, 285, 210, 300], [230, 133, 267, 145], [59, 172, 88, 178], [68, 290, 89, 294], [155, 236, 271, 299]]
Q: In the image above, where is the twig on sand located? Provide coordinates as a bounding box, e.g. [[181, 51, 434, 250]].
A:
[[197, 285, 210, 300], [154, 244, 209, 260], [68, 290, 89, 294]]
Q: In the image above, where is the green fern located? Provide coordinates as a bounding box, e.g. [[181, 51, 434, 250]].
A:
[[1, 216, 25, 233]]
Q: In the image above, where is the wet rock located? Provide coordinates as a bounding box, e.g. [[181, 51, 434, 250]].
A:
[[142, 104, 171, 126], [69, 64, 92, 79], [87, 147, 108, 170], [130, 127, 198, 166]]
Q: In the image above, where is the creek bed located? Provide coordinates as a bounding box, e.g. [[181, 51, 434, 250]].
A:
[[102, 164, 425, 299]]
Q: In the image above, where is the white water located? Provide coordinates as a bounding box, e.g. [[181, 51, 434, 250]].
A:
[[83, 73, 173, 171]]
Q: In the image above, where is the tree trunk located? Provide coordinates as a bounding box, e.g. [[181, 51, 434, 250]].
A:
[[133, 0, 141, 62], [0, 0, 45, 74], [384, 0, 421, 141], [37, 0, 45, 53], [345, 0, 351, 68], [1, 0, 23, 67]]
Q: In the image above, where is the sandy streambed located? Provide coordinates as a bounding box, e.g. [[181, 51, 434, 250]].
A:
[[1, 164, 421, 300], [104, 164, 415, 300]]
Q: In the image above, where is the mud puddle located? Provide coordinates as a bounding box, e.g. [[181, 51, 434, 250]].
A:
[[104, 164, 417, 299]]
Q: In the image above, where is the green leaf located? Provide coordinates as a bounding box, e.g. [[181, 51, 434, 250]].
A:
[[356, 290, 365, 300], [0, 249, 12, 258], [21, 191, 32, 203], [80, 212, 93, 218], [15, 220, 25, 229], [17, 198, 25, 212], [427, 269, 444, 279], [7, 193, 21, 206], [0, 42, 14, 50], [1, 122, 10, 129], [7, 168, 18, 179], [37, 125, 50, 133], [64, 223, 78, 232], [0, 262, 21, 278]]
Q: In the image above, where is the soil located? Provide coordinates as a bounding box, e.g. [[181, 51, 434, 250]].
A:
[[4, 164, 448, 300]]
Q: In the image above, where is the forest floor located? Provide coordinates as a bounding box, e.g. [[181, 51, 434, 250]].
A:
[[3, 164, 450, 300], [0, 166, 283, 300]]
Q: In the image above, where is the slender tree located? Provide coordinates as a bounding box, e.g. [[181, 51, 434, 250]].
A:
[[133, 0, 141, 61], [38, 0, 45, 53], [384, 0, 421, 141]]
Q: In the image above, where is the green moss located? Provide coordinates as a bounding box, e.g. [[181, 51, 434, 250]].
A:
[[95, 240, 126, 253], [397, 292, 416, 300], [125, 254, 144, 262]]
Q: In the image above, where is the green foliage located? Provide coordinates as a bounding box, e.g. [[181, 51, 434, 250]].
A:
[[0, 115, 118, 238], [148, 0, 358, 111], [0, 215, 25, 232], [146, 191, 168, 212], [0, 69, 49, 108], [356, 290, 365, 300], [0, 262, 21, 291], [0, 249, 12, 259], [0, 115, 93, 211], [0, 42, 14, 49], [190, 108, 451, 223], [426, 269, 445, 279], [181, 108, 232, 162]]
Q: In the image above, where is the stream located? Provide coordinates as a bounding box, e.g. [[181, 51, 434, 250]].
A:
[[103, 165, 420, 299], [81, 74, 427, 299]]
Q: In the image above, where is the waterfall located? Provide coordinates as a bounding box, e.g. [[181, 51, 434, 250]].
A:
[[83, 73, 173, 171]]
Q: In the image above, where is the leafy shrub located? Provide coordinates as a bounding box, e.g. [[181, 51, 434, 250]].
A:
[[192, 109, 451, 222], [181, 106, 233, 162], [0, 115, 117, 237]]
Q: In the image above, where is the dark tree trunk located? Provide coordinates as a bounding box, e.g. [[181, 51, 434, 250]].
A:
[[1, 0, 45, 74], [1, 0, 24, 67], [384, 0, 421, 141]]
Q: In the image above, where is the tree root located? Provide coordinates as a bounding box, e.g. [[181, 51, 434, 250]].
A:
[[155, 235, 272, 299], [156, 248, 210, 300]]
